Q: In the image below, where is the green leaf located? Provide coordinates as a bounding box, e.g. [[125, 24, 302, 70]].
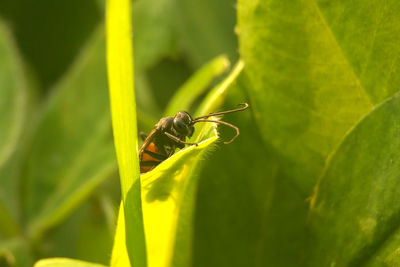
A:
[[234, 1, 400, 266], [308, 94, 400, 266], [141, 135, 217, 267], [23, 28, 115, 240], [34, 258, 107, 267], [164, 55, 230, 116], [136, 59, 243, 267], [366, 228, 400, 267], [237, 0, 400, 194], [185, 85, 309, 267], [110, 204, 130, 267], [106, 0, 146, 265], [166, 64, 244, 267]]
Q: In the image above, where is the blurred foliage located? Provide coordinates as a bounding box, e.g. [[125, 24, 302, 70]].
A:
[[0, 0, 400, 266], [0, 0, 101, 91]]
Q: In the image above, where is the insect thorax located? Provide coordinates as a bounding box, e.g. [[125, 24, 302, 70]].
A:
[[153, 117, 186, 156]]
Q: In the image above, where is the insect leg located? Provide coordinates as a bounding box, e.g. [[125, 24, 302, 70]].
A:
[[164, 132, 198, 146]]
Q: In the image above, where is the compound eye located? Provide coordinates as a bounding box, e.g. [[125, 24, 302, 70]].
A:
[[173, 118, 187, 132]]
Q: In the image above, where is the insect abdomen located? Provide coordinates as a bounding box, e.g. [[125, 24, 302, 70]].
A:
[[140, 142, 168, 173]]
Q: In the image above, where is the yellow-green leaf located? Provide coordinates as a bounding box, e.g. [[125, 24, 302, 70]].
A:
[[106, 0, 146, 266], [34, 258, 106, 267]]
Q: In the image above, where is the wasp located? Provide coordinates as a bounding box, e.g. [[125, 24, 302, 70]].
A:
[[138, 103, 249, 173]]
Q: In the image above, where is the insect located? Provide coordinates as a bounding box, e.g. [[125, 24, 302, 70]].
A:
[[139, 103, 249, 173]]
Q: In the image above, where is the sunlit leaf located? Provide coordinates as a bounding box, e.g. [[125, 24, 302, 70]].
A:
[[106, 0, 146, 265], [140, 62, 243, 267], [110, 204, 130, 267], [141, 135, 217, 267], [34, 258, 106, 267]]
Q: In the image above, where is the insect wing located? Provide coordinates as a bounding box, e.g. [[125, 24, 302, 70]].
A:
[[138, 128, 157, 159]]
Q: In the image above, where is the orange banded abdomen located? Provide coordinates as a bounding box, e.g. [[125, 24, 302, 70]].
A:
[[140, 142, 167, 173]]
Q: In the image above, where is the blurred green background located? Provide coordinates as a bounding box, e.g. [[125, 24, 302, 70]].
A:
[[2, 0, 400, 266]]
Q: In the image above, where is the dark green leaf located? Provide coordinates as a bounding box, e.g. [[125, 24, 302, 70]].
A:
[[308, 94, 400, 266], [188, 85, 308, 267]]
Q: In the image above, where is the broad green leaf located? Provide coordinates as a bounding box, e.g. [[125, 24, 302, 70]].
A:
[[164, 55, 229, 116], [175, 0, 238, 66], [0, 20, 27, 238], [34, 258, 106, 267], [23, 28, 115, 240], [237, 0, 400, 194], [106, 0, 146, 265], [366, 228, 400, 267], [308, 94, 400, 266]]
